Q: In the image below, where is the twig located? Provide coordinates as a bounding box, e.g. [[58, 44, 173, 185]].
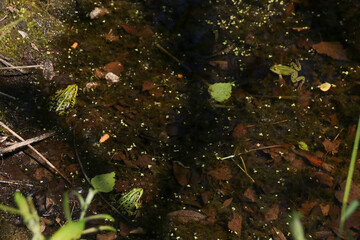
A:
[[0, 121, 72, 185], [0, 131, 55, 154], [0, 64, 43, 70], [0, 91, 16, 100], [0, 179, 35, 187], [0, 57, 25, 73], [155, 43, 191, 72]]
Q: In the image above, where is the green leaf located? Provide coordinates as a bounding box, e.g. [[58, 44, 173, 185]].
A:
[[50, 220, 85, 240], [91, 172, 115, 193], [343, 200, 359, 220], [298, 141, 309, 151], [14, 192, 30, 217], [208, 82, 233, 102]]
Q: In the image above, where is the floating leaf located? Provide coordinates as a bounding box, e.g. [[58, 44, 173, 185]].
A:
[[208, 82, 233, 102], [91, 172, 115, 193], [312, 41, 348, 61]]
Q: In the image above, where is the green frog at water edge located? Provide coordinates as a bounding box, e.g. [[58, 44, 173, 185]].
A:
[[270, 60, 305, 85], [117, 188, 143, 216], [49, 84, 78, 115]]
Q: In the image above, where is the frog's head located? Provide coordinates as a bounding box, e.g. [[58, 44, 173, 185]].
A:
[[270, 64, 280, 74]]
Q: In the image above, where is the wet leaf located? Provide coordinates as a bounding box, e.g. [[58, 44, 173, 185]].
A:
[[223, 198, 233, 207], [300, 201, 318, 215], [232, 123, 247, 138], [50, 220, 85, 240], [167, 210, 207, 223], [91, 172, 115, 193], [208, 166, 232, 180], [121, 25, 138, 35], [313, 172, 334, 187], [103, 62, 124, 75], [319, 204, 330, 216], [228, 212, 242, 237], [208, 82, 233, 102], [265, 204, 279, 222], [312, 41, 349, 61], [142, 80, 155, 91], [322, 138, 340, 155], [96, 231, 117, 240], [173, 162, 190, 186], [271, 227, 287, 240], [298, 141, 309, 151], [244, 188, 256, 202], [335, 181, 360, 204]]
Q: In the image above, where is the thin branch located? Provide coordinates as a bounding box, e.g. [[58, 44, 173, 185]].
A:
[[0, 121, 72, 185], [0, 131, 55, 154], [0, 91, 16, 100], [0, 56, 25, 73], [0, 64, 43, 70]]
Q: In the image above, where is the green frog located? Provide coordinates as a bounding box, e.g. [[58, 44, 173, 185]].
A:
[[270, 60, 305, 85], [49, 84, 78, 115], [117, 188, 143, 216]]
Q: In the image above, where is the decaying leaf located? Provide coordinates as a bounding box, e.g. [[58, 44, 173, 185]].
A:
[[223, 198, 233, 207], [208, 166, 232, 180], [318, 82, 332, 92], [335, 181, 360, 204], [322, 138, 340, 155], [265, 204, 279, 222], [228, 212, 242, 237], [244, 187, 257, 202], [312, 41, 349, 61], [232, 123, 247, 138], [167, 210, 207, 223], [103, 62, 124, 75], [142, 80, 155, 91], [173, 161, 190, 186]]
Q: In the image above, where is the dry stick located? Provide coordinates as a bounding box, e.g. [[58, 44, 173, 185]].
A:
[[0, 56, 25, 73], [0, 64, 43, 70], [0, 131, 55, 154], [0, 179, 35, 187], [155, 43, 192, 72], [0, 121, 72, 185], [0, 91, 16, 100]]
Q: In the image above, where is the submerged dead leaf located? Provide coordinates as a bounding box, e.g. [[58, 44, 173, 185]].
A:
[[223, 198, 233, 207], [167, 210, 207, 223], [173, 162, 190, 186], [271, 227, 287, 240], [142, 80, 155, 91], [232, 123, 247, 138], [322, 138, 340, 155], [265, 204, 279, 222], [228, 212, 242, 237], [335, 181, 360, 203], [300, 201, 318, 215], [312, 41, 349, 61], [103, 62, 124, 75], [244, 187, 257, 202], [208, 166, 232, 180]]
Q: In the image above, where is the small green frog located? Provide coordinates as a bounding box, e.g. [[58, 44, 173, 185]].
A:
[[270, 60, 305, 85], [117, 188, 143, 216], [49, 84, 78, 115]]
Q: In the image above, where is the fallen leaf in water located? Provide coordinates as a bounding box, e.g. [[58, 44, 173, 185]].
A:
[[312, 41, 349, 61], [173, 162, 190, 186], [167, 210, 207, 223], [208, 61, 228, 70], [244, 187, 256, 202], [99, 133, 110, 143], [322, 138, 340, 155], [103, 62, 124, 75], [208, 166, 232, 180], [223, 198, 233, 207], [271, 227, 287, 240], [232, 123, 247, 138], [300, 201, 318, 215], [96, 231, 117, 240], [136, 154, 153, 169], [228, 212, 242, 237], [121, 25, 139, 35], [312, 171, 334, 187], [320, 204, 330, 216], [265, 204, 279, 222], [335, 181, 360, 203], [142, 80, 155, 91]]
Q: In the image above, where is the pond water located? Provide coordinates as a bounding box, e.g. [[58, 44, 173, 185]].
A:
[[0, 0, 360, 239]]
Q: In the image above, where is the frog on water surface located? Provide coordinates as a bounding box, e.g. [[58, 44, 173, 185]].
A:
[[117, 188, 143, 216], [49, 84, 78, 115], [270, 60, 305, 86]]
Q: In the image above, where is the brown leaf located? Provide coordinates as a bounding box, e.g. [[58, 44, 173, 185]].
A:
[[335, 181, 360, 203], [142, 80, 155, 91], [208, 166, 232, 180], [223, 198, 233, 207], [319, 204, 330, 216], [136, 154, 153, 169], [232, 123, 247, 138], [300, 201, 318, 215], [243, 188, 256, 202], [167, 210, 207, 223], [312, 41, 349, 61], [121, 25, 139, 35], [208, 60, 228, 70], [265, 204, 279, 222], [322, 138, 340, 155], [228, 212, 242, 237], [173, 162, 190, 186], [103, 62, 124, 75], [96, 231, 117, 240], [312, 172, 334, 187]]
